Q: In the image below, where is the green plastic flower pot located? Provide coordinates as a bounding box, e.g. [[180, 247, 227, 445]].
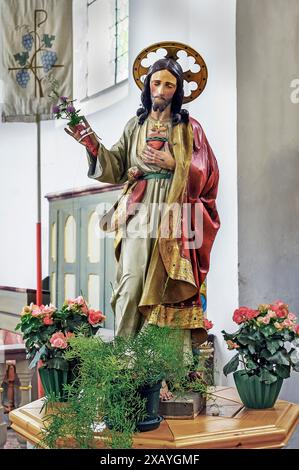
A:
[[39, 366, 70, 402], [233, 370, 283, 409], [138, 381, 162, 420]]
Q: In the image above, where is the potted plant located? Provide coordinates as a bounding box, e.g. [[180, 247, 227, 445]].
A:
[[15, 296, 105, 401], [222, 300, 299, 409], [41, 325, 204, 449]]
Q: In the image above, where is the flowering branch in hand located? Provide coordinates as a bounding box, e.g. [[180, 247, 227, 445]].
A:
[[52, 95, 84, 126]]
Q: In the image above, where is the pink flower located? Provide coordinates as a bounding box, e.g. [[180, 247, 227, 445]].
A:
[[81, 303, 89, 315], [233, 307, 258, 324], [267, 310, 277, 319], [65, 332, 74, 340], [226, 340, 239, 350], [43, 315, 54, 326], [270, 300, 289, 318], [281, 319, 295, 329], [66, 295, 85, 308], [295, 325, 299, 336], [88, 309, 105, 326], [74, 296, 85, 305], [31, 304, 43, 317], [287, 313, 297, 322], [42, 304, 56, 315], [50, 332, 68, 349], [204, 318, 214, 330], [262, 316, 270, 325]]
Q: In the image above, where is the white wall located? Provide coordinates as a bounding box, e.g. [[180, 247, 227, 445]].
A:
[[0, 0, 237, 385], [188, 0, 238, 386]]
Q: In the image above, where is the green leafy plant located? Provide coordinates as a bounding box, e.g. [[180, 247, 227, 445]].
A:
[[15, 296, 105, 371], [40, 326, 207, 449], [222, 300, 299, 383]]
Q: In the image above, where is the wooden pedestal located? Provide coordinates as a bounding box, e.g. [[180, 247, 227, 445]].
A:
[[9, 387, 299, 449]]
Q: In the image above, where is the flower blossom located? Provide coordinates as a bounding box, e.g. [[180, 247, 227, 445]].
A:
[[66, 295, 85, 307], [31, 303, 43, 317], [281, 319, 295, 329], [261, 315, 271, 325], [270, 300, 289, 319], [267, 310, 277, 319], [204, 318, 214, 330], [50, 332, 68, 349], [21, 305, 32, 316], [287, 313, 297, 321], [65, 332, 74, 340], [42, 304, 57, 315], [43, 315, 54, 326], [226, 340, 239, 350], [88, 309, 106, 326], [233, 307, 259, 324], [258, 304, 271, 312], [66, 105, 76, 113]]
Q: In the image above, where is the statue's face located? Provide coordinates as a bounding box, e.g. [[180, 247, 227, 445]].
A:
[[149, 69, 177, 112]]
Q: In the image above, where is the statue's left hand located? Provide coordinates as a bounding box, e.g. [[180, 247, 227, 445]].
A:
[[141, 142, 176, 170]]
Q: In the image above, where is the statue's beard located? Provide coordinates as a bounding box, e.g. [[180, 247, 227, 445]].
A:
[[151, 96, 171, 112]]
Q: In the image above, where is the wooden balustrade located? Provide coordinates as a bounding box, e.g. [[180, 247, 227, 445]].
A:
[[0, 344, 34, 448]]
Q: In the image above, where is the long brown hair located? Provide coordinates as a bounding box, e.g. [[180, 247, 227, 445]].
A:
[[136, 58, 189, 126]]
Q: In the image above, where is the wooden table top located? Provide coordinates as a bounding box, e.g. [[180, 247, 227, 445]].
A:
[[9, 387, 299, 449]]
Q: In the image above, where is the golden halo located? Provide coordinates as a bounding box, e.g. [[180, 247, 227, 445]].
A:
[[133, 41, 208, 104]]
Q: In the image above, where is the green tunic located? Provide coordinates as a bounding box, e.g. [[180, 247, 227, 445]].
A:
[[87, 116, 192, 352]]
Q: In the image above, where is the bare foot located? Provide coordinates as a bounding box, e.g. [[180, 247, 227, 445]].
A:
[[160, 380, 173, 401]]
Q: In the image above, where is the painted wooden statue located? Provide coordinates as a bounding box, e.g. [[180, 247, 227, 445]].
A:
[[65, 42, 220, 373]]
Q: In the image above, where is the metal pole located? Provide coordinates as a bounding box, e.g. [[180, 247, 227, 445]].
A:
[[36, 113, 42, 306], [36, 113, 44, 399]]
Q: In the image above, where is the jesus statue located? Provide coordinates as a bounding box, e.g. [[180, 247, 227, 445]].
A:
[[65, 42, 220, 390]]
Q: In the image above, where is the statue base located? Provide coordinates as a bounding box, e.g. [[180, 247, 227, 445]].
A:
[[158, 392, 206, 419]]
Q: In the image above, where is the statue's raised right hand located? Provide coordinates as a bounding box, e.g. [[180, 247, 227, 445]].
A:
[[64, 117, 99, 157]]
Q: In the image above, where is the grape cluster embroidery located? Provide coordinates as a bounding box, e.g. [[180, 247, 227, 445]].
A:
[[9, 24, 62, 98]]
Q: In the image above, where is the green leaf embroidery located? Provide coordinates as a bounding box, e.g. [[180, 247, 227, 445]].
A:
[[43, 34, 56, 48], [14, 52, 29, 66]]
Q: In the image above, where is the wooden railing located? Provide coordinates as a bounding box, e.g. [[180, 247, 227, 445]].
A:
[[0, 286, 50, 448], [0, 285, 50, 333], [0, 344, 35, 448]]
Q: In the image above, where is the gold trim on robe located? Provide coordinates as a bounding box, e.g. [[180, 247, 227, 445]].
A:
[[138, 122, 203, 330], [92, 116, 207, 333]]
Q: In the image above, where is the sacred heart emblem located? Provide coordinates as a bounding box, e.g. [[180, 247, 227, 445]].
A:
[[146, 133, 168, 150]]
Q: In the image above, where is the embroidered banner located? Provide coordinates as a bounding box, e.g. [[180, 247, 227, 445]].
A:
[[0, 0, 72, 122]]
